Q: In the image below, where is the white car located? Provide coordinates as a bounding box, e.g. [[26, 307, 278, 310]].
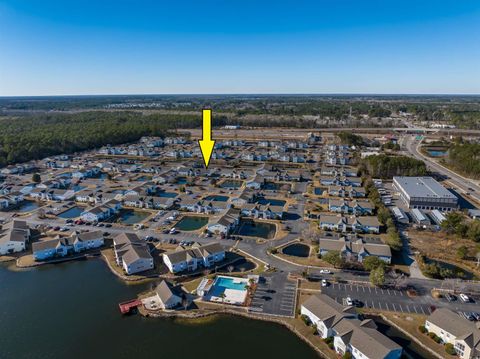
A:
[[169, 227, 177, 234], [346, 297, 353, 306], [321, 279, 328, 287], [319, 269, 331, 274], [460, 293, 471, 303]]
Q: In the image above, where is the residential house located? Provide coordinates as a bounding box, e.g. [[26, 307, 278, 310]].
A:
[[152, 280, 182, 309], [71, 230, 104, 252], [163, 242, 225, 273], [319, 215, 381, 234], [0, 220, 31, 255], [328, 199, 374, 215], [207, 208, 240, 235], [301, 294, 402, 359], [113, 233, 154, 275], [32, 237, 73, 261], [425, 308, 480, 359], [319, 237, 392, 264]]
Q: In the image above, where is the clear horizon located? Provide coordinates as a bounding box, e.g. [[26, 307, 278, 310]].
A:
[[1, 0, 479, 96]]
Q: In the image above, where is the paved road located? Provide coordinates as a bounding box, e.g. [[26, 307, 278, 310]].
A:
[[403, 135, 480, 204]]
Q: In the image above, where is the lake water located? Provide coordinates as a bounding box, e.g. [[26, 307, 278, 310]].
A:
[[175, 216, 208, 231], [0, 260, 317, 359], [234, 219, 276, 239]]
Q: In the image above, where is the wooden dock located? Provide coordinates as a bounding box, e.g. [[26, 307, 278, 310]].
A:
[[118, 299, 142, 314]]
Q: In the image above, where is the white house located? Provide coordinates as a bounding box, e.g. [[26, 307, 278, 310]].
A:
[[113, 233, 154, 275], [425, 308, 480, 359], [301, 294, 402, 359], [0, 220, 31, 255], [163, 242, 225, 274]]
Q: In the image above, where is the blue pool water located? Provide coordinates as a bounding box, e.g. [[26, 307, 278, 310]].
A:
[[210, 277, 247, 297], [314, 187, 323, 195]]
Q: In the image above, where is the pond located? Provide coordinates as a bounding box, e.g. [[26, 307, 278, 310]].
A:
[[157, 191, 178, 198], [233, 219, 276, 239], [257, 197, 286, 206], [282, 243, 310, 258], [365, 315, 433, 359], [204, 195, 229, 202], [220, 180, 243, 189], [175, 177, 188, 185], [175, 216, 208, 231], [16, 201, 40, 213], [116, 209, 150, 225], [58, 206, 84, 219], [136, 175, 152, 181], [427, 149, 447, 157], [263, 182, 291, 192]]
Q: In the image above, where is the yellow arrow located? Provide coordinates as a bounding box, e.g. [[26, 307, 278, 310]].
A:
[[198, 109, 215, 168]]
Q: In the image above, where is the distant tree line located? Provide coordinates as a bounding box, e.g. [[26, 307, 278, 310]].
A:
[[336, 132, 365, 146], [0, 111, 201, 166], [445, 142, 480, 178]]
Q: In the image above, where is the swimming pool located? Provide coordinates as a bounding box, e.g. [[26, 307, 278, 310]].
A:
[[214, 276, 248, 291]]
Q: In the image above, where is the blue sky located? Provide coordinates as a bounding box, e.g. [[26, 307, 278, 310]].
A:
[[0, 0, 479, 95]]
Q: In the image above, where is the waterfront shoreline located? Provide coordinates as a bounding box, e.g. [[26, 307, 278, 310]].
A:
[[140, 307, 331, 359]]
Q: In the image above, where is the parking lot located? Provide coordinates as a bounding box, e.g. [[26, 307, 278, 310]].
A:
[[249, 272, 297, 317], [322, 282, 469, 315]]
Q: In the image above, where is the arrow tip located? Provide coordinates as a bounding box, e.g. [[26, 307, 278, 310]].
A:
[[199, 140, 215, 168]]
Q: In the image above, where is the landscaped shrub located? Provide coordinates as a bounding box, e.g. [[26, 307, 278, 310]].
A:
[[343, 352, 352, 359], [300, 314, 310, 325], [418, 325, 427, 334], [445, 343, 456, 355], [428, 332, 442, 343]]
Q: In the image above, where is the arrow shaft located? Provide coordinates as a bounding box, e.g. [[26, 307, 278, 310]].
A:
[[202, 109, 212, 141]]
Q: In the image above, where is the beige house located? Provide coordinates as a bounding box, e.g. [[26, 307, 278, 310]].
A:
[[425, 308, 480, 358]]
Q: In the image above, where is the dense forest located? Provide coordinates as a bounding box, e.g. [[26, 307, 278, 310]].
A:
[[0, 111, 202, 166], [336, 132, 365, 146], [445, 142, 480, 178], [360, 154, 427, 179]]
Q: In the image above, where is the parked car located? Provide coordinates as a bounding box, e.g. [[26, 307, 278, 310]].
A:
[[321, 279, 328, 287], [319, 269, 331, 274], [346, 297, 353, 306], [445, 293, 457, 302], [460, 293, 471, 303]]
